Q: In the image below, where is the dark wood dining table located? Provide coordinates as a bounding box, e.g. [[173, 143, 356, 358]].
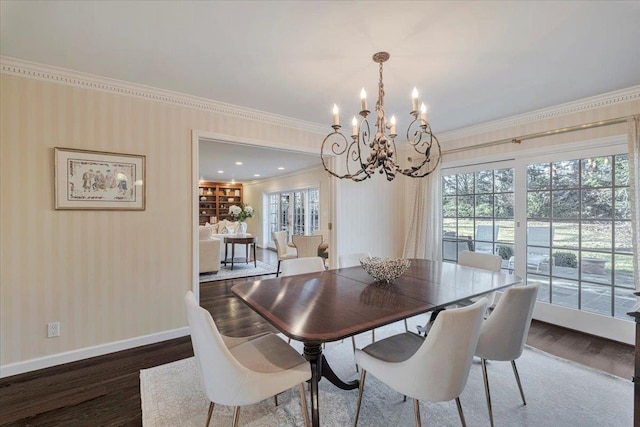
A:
[[231, 258, 522, 427]]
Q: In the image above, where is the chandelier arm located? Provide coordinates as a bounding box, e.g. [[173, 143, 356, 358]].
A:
[[397, 136, 442, 178], [355, 118, 372, 174], [321, 129, 373, 180]]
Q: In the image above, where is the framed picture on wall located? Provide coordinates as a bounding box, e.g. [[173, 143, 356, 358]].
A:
[[54, 147, 145, 210]]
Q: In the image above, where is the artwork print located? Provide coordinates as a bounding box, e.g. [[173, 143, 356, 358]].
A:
[[55, 148, 145, 210]]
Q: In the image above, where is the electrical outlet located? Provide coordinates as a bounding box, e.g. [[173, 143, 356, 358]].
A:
[[47, 322, 60, 338]]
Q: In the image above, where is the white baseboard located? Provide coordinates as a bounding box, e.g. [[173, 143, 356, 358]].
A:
[[532, 302, 634, 345], [0, 327, 190, 379], [492, 293, 634, 345]]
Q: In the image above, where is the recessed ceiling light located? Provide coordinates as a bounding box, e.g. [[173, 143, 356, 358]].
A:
[[278, 167, 285, 170], [217, 170, 224, 174], [235, 162, 243, 165], [254, 174, 260, 177]]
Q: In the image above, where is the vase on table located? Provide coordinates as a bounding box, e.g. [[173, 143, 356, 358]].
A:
[[239, 222, 248, 235]]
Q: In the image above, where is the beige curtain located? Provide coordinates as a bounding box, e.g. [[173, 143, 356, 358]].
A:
[[628, 116, 640, 292], [403, 168, 442, 260]]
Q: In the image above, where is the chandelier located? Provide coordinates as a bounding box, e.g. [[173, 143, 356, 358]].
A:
[[321, 52, 441, 182]]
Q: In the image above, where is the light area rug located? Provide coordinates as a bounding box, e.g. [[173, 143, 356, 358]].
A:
[[141, 320, 632, 427], [199, 260, 277, 283]]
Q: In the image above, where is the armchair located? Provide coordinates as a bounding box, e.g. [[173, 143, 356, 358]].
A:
[[291, 235, 323, 258], [273, 231, 297, 277]]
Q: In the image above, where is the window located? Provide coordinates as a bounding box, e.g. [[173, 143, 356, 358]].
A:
[[442, 167, 515, 271], [267, 188, 320, 241], [526, 154, 634, 319], [442, 146, 636, 323]]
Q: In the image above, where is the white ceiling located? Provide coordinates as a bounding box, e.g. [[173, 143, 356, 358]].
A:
[[2, 1, 640, 180], [199, 140, 320, 182]]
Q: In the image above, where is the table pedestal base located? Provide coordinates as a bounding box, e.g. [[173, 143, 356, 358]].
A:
[[303, 342, 359, 427]]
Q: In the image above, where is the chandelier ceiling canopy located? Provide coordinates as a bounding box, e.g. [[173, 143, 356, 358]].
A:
[[321, 52, 442, 182]]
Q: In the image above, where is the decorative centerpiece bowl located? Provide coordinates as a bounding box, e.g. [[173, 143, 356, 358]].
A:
[[360, 257, 411, 283]]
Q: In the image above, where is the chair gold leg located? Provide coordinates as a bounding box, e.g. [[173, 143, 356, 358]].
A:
[[511, 360, 527, 405], [287, 337, 291, 344], [413, 399, 421, 427], [205, 402, 215, 427], [455, 397, 466, 427], [353, 369, 367, 427], [232, 406, 241, 427], [274, 393, 279, 406], [351, 336, 359, 372], [298, 383, 311, 427], [404, 318, 409, 332], [371, 329, 375, 342], [481, 358, 494, 427]]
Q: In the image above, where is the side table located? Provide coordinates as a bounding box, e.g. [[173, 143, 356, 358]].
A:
[[223, 236, 257, 270]]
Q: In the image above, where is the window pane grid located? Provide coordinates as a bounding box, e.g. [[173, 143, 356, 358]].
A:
[[267, 188, 319, 243], [527, 154, 633, 318], [442, 168, 514, 269]]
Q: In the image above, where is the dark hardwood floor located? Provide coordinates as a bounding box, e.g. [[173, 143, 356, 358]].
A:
[[0, 248, 634, 426]]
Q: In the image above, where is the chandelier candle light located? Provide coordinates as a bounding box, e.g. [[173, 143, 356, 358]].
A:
[[321, 52, 442, 181]]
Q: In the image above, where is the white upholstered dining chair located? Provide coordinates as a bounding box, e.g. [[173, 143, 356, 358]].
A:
[[353, 298, 488, 427], [280, 256, 326, 277], [417, 251, 502, 336], [184, 291, 311, 427], [475, 284, 539, 427], [291, 235, 324, 258], [272, 230, 297, 277], [459, 251, 502, 308], [459, 250, 502, 271]]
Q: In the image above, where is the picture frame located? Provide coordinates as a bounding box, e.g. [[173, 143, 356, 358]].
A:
[[54, 147, 145, 210]]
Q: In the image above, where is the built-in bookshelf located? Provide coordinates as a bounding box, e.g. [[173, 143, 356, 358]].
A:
[[198, 181, 243, 225]]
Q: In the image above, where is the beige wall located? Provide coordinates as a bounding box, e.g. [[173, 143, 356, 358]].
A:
[[0, 73, 324, 367], [335, 176, 405, 259]]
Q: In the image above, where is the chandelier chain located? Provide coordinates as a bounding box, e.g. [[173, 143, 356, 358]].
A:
[[376, 61, 385, 132]]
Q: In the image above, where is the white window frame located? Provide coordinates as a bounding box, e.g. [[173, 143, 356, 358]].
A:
[[442, 135, 634, 344]]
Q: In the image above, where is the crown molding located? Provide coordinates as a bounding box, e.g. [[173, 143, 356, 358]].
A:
[[0, 56, 327, 135], [439, 85, 640, 142], [3, 56, 638, 142]]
